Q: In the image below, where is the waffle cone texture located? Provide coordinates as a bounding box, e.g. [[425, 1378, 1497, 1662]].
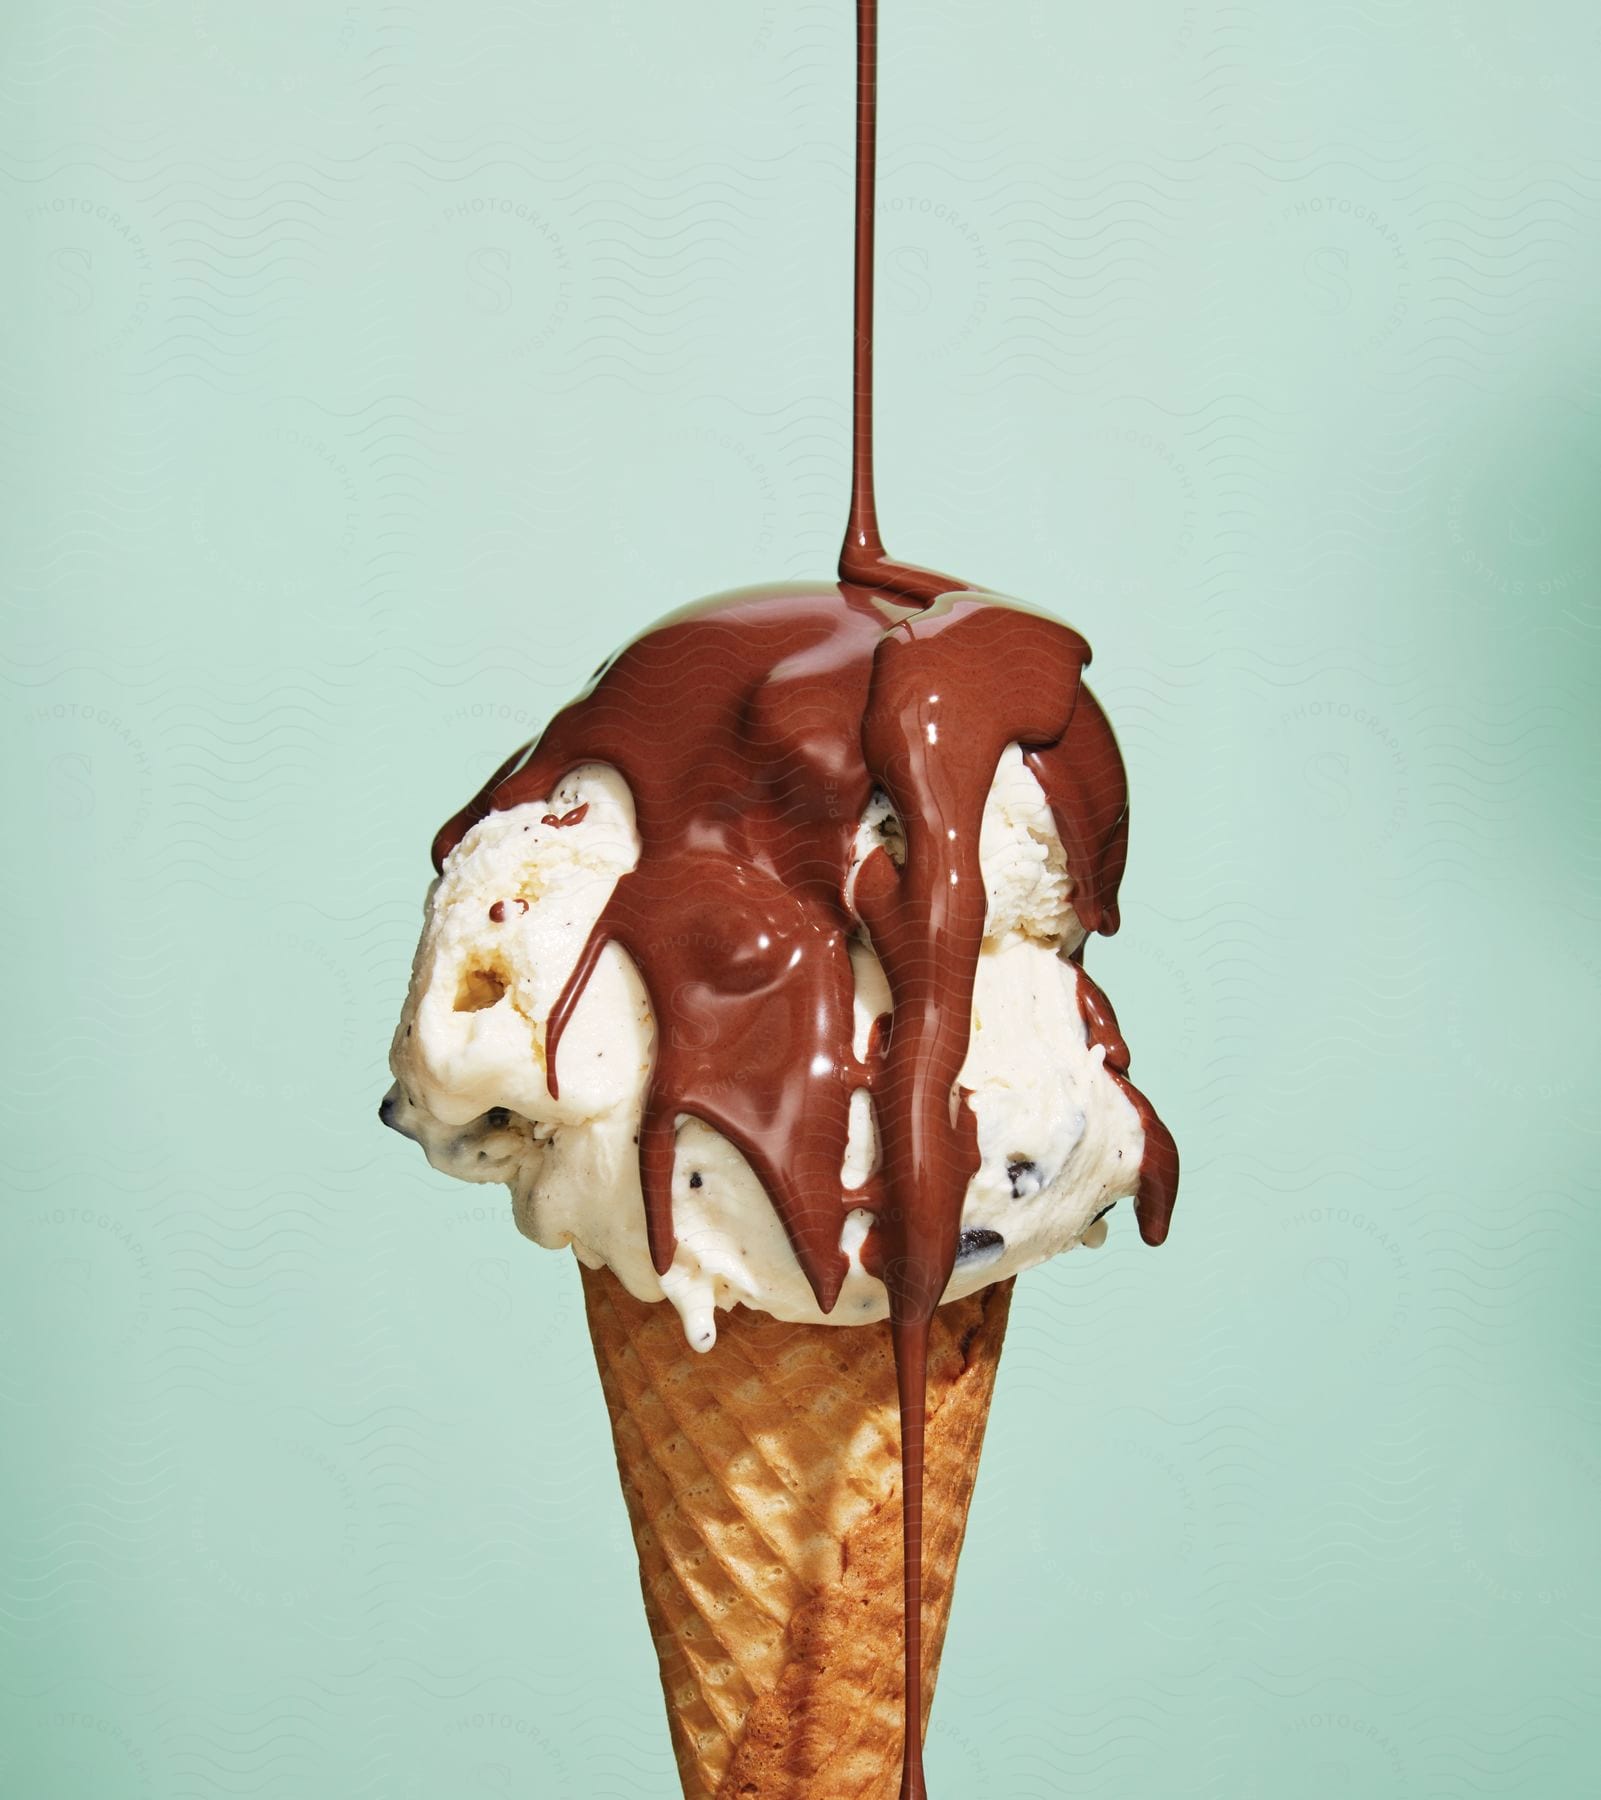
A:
[[580, 1261, 1013, 1799]]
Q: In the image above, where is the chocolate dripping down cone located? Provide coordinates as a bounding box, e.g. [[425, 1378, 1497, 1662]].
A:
[[579, 1262, 1013, 1799]]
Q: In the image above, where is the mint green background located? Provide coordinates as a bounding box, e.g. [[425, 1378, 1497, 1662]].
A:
[[5, 3, 1600, 1794]]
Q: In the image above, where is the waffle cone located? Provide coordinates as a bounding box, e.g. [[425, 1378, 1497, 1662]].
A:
[[579, 1261, 1012, 1799]]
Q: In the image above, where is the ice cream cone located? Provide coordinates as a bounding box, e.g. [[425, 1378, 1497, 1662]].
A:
[[579, 1261, 1012, 1799]]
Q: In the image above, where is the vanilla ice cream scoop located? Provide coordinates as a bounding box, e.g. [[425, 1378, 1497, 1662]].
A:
[[383, 747, 1146, 1349]]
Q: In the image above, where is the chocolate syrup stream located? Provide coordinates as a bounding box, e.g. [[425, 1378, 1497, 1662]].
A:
[[894, 1311, 929, 1800], [426, 7, 1180, 1789], [840, 0, 962, 610], [841, 0, 878, 577], [846, 6, 946, 1790]]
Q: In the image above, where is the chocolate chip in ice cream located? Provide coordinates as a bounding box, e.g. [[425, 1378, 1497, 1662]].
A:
[[956, 1228, 1005, 1264], [1006, 1158, 1042, 1199]]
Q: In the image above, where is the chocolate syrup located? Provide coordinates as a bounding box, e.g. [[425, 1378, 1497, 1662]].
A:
[[1074, 963, 1179, 1246], [431, 4, 1178, 1790]]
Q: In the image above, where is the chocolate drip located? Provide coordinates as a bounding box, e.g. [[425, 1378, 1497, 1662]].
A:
[[1073, 963, 1180, 1246], [852, 595, 1093, 1316], [1025, 682, 1131, 937], [438, 584, 897, 1309], [856, 594, 1092, 1800]]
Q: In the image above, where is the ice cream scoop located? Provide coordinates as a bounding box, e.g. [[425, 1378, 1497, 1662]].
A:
[[384, 580, 1175, 1320], [384, 716, 1153, 1351]]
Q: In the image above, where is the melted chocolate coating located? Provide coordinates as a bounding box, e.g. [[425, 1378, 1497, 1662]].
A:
[[1073, 961, 1179, 1245], [430, 582, 1172, 1301]]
